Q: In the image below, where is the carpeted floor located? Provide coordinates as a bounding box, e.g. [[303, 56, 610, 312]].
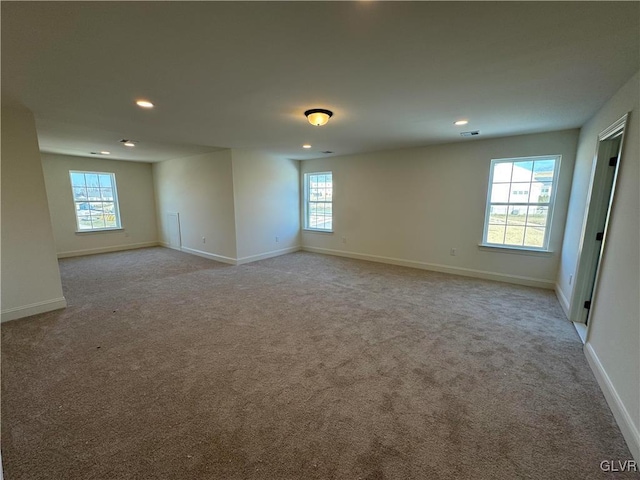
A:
[[1, 247, 637, 479]]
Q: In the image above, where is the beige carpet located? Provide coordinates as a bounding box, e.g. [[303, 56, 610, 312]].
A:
[[1, 247, 637, 479]]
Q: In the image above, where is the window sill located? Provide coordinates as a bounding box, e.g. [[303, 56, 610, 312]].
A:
[[75, 228, 124, 235], [303, 229, 334, 234], [478, 244, 554, 256]]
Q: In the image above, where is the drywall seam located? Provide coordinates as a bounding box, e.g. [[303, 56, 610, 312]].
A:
[[1, 297, 67, 323], [584, 342, 640, 462], [236, 246, 302, 265], [303, 246, 555, 289], [555, 283, 570, 318], [57, 242, 159, 259]]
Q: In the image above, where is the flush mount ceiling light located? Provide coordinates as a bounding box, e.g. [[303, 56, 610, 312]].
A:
[[454, 120, 469, 126], [120, 139, 137, 147], [303, 144, 312, 149], [136, 100, 154, 108], [305, 109, 333, 126]]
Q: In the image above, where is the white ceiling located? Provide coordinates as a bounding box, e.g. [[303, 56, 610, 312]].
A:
[[2, 2, 638, 162]]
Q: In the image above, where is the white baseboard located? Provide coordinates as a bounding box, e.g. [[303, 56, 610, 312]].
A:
[[1, 297, 67, 323], [236, 246, 301, 265], [573, 322, 588, 344], [159, 241, 181, 251], [302, 246, 554, 289], [57, 242, 159, 259], [555, 283, 570, 318], [179, 246, 237, 265], [584, 342, 640, 462]]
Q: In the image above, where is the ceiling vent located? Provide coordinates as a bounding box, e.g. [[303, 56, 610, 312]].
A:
[[460, 131, 480, 137], [322, 151, 334, 154]]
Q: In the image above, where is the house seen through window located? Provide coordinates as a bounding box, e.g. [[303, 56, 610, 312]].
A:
[[482, 156, 560, 250], [304, 172, 333, 231], [70, 171, 121, 231]]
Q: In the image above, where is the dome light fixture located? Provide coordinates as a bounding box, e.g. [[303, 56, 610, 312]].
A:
[[305, 108, 333, 126]]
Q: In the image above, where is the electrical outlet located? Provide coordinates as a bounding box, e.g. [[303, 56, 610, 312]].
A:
[[202, 237, 206, 244], [275, 236, 279, 243], [569, 274, 573, 285], [450, 248, 457, 256]]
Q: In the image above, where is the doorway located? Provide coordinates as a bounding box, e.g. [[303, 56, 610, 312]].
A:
[[569, 114, 629, 330]]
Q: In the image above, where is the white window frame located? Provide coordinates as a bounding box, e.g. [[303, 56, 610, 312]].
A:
[[303, 171, 333, 232], [481, 155, 561, 252], [69, 170, 122, 232]]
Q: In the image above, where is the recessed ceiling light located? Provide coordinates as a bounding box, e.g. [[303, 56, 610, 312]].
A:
[[124, 142, 136, 147], [100, 151, 111, 155], [136, 100, 154, 108], [454, 120, 469, 126], [303, 144, 312, 149]]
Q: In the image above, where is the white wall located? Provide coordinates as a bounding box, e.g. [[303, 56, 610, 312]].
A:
[[563, 72, 639, 460], [231, 149, 300, 263], [1, 107, 66, 322], [153, 150, 237, 262], [301, 130, 579, 288], [41, 153, 158, 257]]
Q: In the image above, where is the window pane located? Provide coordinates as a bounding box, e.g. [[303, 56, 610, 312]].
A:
[[489, 205, 507, 224], [509, 183, 531, 203], [91, 216, 106, 229], [75, 205, 91, 229], [493, 162, 513, 183], [98, 174, 112, 188], [73, 187, 87, 200], [526, 206, 548, 226], [490, 184, 510, 203], [487, 225, 506, 244], [87, 188, 100, 200], [85, 173, 99, 188], [524, 226, 545, 248], [504, 226, 525, 246], [533, 160, 556, 182], [506, 207, 527, 225], [512, 162, 533, 182], [70, 172, 86, 186], [534, 182, 552, 203], [104, 203, 118, 228], [100, 188, 113, 201], [89, 202, 103, 213]]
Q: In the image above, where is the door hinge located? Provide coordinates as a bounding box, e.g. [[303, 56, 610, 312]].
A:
[[609, 156, 618, 167], [596, 232, 604, 241], [584, 300, 591, 309]]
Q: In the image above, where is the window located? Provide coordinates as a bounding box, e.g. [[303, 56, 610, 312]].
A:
[[69, 171, 121, 231], [482, 155, 560, 250], [304, 172, 333, 231]]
